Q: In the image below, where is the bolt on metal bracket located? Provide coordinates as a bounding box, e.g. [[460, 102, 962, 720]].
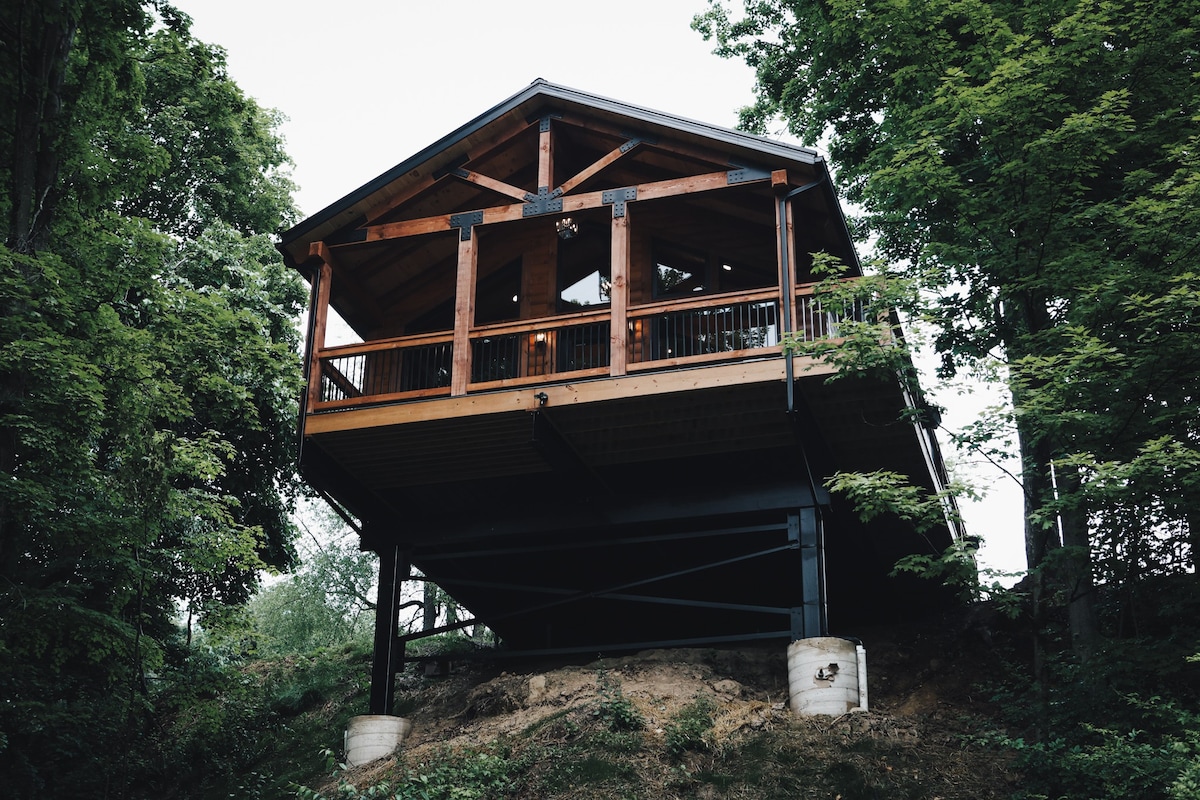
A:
[[602, 187, 638, 217]]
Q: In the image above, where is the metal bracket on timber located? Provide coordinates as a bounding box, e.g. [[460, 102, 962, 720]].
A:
[[522, 186, 564, 217], [449, 210, 484, 241], [602, 187, 637, 217], [727, 166, 773, 185]]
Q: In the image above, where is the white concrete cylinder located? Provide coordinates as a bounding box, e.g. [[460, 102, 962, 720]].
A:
[[787, 637, 865, 716], [344, 714, 412, 767]]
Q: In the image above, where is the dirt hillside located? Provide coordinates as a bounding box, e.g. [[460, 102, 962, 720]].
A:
[[333, 609, 1022, 799]]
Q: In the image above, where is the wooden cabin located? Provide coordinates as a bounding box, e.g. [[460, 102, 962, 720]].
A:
[[277, 80, 958, 714]]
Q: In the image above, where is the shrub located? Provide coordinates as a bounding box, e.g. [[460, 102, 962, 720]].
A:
[[593, 670, 644, 733], [665, 693, 717, 757]]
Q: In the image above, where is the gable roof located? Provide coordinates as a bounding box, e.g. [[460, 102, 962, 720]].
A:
[[277, 79, 844, 271]]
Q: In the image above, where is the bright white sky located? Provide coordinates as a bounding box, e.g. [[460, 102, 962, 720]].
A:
[[176, 0, 1026, 580]]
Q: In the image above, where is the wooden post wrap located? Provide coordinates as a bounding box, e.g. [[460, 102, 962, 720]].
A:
[[307, 243, 334, 411], [609, 212, 629, 376], [452, 231, 478, 396]]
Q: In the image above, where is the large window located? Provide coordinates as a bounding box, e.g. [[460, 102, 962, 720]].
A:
[[557, 218, 611, 311], [653, 241, 707, 298], [652, 238, 776, 298]]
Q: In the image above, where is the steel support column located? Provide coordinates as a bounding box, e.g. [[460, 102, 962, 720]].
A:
[[369, 543, 411, 716], [790, 508, 826, 640]]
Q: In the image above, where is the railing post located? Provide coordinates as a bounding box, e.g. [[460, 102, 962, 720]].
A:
[[610, 211, 629, 376], [451, 229, 478, 395], [775, 176, 797, 410], [772, 170, 797, 342], [307, 243, 334, 410]]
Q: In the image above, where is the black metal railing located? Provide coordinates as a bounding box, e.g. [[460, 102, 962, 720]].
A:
[[320, 341, 452, 402], [795, 294, 869, 342], [471, 334, 522, 383], [310, 284, 863, 408], [632, 300, 779, 362], [470, 320, 611, 383]]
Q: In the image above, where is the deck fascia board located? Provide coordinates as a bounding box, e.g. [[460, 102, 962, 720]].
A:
[[303, 357, 834, 435]]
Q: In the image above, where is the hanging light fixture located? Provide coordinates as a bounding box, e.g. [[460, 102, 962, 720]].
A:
[[556, 217, 579, 239]]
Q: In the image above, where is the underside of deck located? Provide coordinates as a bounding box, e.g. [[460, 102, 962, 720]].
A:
[[300, 361, 951, 651]]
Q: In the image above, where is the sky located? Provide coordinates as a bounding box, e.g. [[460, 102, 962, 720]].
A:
[[175, 0, 1026, 580]]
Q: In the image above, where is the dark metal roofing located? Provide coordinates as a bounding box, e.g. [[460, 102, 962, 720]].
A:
[[277, 79, 829, 260]]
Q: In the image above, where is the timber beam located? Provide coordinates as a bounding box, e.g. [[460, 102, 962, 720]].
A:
[[452, 168, 531, 202], [326, 168, 775, 248], [554, 137, 644, 196]]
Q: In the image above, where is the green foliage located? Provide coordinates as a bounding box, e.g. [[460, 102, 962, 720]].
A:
[[975, 576, 1200, 800], [999, 698, 1200, 800], [664, 693, 718, 757], [826, 469, 965, 537], [0, 3, 305, 796], [1008, 272, 1200, 587], [1172, 757, 1200, 800], [891, 540, 986, 604], [783, 254, 928, 386], [298, 744, 525, 800], [406, 631, 489, 659], [698, 0, 1200, 662], [823, 469, 999, 602], [593, 670, 645, 732], [241, 505, 378, 658], [150, 643, 371, 799], [539, 754, 635, 791]]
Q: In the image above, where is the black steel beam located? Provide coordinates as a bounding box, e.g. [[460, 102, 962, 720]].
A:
[[437, 576, 790, 616], [430, 541, 796, 638], [408, 480, 817, 548], [415, 521, 784, 561], [406, 629, 792, 660], [368, 543, 411, 715], [790, 508, 827, 639]]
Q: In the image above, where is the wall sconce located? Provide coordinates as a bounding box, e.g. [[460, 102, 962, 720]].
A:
[[556, 217, 579, 239], [534, 331, 547, 347]]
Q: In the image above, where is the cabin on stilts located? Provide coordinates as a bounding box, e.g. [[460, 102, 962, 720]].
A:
[[277, 80, 960, 717]]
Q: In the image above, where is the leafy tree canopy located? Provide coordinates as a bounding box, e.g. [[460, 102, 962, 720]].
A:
[[696, 0, 1200, 631], [0, 2, 305, 795]]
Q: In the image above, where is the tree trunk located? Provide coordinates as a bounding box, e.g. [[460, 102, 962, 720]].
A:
[[423, 581, 438, 631], [1189, 511, 1200, 576], [1014, 404, 1062, 568], [7, 0, 76, 253], [1012, 396, 1100, 662], [1056, 463, 1099, 660]]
